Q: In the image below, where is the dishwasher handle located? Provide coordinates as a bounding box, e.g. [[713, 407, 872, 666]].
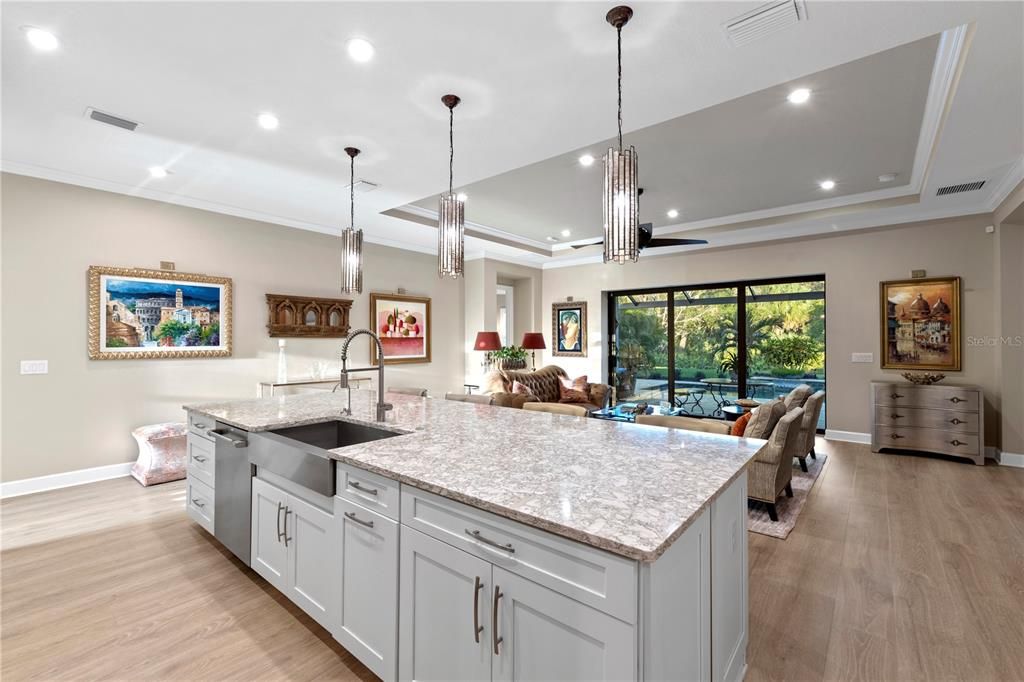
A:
[[208, 429, 248, 448]]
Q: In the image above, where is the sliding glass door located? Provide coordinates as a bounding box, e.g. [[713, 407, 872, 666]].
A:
[[608, 276, 826, 429]]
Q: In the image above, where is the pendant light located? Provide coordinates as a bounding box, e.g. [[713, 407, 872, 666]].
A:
[[438, 94, 465, 278], [340, 146, 363, 294], [603, 5, 640, 264]]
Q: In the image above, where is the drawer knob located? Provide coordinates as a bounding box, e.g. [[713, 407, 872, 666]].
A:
[[890, 413, 904, 419], [950, 439, 965, 446], [344, 511, 375, 529], [890, 393, 904, 399], [950, 418, 964, 425], [949, 397, 964, 403], [349, 480, 379, 496], [890, 433, 904, 440]]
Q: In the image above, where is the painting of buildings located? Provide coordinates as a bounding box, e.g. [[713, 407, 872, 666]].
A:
[[88, 266, 232, 359], [880, 276, 960, 370]]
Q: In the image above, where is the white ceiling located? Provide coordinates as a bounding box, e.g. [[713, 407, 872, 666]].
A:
[[410, 34, 939, 243], [2, 1, 1022, 267]]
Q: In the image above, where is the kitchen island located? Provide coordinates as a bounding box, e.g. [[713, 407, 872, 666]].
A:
[[184, 390, 764, 682]]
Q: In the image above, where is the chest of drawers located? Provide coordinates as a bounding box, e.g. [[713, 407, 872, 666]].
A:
[[870, 382, 985, 465]]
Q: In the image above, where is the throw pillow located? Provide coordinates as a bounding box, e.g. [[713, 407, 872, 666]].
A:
[[558, 375, 590, 403], [511, 380, 534, 397], [480, 370, 509, 395], [730, 411, 753, 437]]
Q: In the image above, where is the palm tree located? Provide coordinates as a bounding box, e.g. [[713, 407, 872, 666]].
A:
[[709, 313, 783, 358]]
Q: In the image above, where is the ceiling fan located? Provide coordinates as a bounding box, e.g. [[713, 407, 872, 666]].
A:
[[572, 188, 708, 251]]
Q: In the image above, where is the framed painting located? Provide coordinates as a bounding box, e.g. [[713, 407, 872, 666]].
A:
[[369, 293, 431, 365], [880, 276, 960, 371], [552, 301, 587, 357], [88, 266, 232, 360]]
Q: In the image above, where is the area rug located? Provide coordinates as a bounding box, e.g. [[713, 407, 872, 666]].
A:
[[747, 454, 828, 539]]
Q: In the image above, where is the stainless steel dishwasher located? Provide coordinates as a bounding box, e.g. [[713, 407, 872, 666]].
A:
[[207, 423, 252, 565]]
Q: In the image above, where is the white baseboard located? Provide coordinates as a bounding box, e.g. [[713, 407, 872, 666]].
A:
[[824, 429, 871, 444], [995, 451, 1024, 468], [0, 462, 133, 499]]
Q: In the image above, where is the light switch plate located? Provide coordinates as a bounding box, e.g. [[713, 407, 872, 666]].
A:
[[20, 360, 48, 374], [851, 353, 873, 363]]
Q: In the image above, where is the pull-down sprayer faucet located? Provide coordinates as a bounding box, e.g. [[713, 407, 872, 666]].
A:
[[338, 329, 393, 422]]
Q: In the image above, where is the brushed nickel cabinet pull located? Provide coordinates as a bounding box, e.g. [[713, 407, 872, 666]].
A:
[[492, 585, 503, 655], [349, 480, 379, 496], [191, 498, 205, 508], [473, 576, 484, 643], [950, 439, 965, 446], [276, 502, 285, 542], [465, 529, 515, 553], [949, 396, 964, 403], [283, 506, 292, 547], [890, 414, 904, 419], [890, 393, 904, 399], [193, 421, 207, 429], [950, 418, 964, 425], [890, 433, 904, 440], [344, 511, 375, 529], [191, 454, 207, 463]]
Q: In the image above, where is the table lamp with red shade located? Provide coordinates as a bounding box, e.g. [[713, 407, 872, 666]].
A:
[[474, 331, 502, 372], [520, 332, 546, 371]]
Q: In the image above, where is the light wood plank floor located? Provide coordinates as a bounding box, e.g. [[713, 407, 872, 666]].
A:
[[2, 440, 1022, 681]]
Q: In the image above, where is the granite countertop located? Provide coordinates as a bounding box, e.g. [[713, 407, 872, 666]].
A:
[[185, 390, 765, 562]]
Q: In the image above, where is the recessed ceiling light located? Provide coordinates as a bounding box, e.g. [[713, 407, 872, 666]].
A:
[[257, 112, 279, 130], [23, 26, 59, 51], [346, 37, 375, 63], [787, 88, 811, 105], [560, 229, 571, 237], [819, 179, 836, 190], [667, 209, 679, 219], [546, 236, 559, 242], [878, 173, 897, 183], [456, 192, 468, 202], [578, 154, 595, 167], [148, 166, 168, 179]]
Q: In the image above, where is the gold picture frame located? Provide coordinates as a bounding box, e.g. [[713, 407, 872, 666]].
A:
[[552, 301, 587, 357], [369, 292, 432, 365], [88, 266, 233, 360], [879, 276, 960, 371]]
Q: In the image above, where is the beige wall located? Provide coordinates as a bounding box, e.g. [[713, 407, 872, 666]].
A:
[[542, 215, 1008, 445], [993, 177, 1024, 455], [1, 173, 464, 482]]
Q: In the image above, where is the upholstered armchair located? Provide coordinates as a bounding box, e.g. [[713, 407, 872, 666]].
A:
[[794, 391, 826, 472], [783, 383, 814, 410], [748, 407, 804, 522]]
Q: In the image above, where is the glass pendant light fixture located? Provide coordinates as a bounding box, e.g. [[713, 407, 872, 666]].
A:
[[438, 94, 465, 279], [603, 5, 640, 264], [340, 146, 363, 294]]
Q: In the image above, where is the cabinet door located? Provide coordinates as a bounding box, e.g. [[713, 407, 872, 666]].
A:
[[492, 567, 635, 682], [399, 527, 492, 682], [286, 493, 338, 631], [251, 477, 289, 593], [334, 498, 399, 681]]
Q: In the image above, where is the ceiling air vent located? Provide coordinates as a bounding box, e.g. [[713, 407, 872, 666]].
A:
[[936, 180, 986, 196], [85, 107, 140, 131], [724, 0, 808, 46], [346, 180, 380, 193]]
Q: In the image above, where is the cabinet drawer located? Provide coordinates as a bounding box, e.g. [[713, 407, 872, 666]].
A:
[[874, 406, 978, 433], [401, 486, 637, 624], [873, 385, 979, 412], [187, 476, 215, 534], [187, 411, 216, 441], [873, 426, 981, 457], [336, 463, 400, 521], [187, 435, 215, 487]]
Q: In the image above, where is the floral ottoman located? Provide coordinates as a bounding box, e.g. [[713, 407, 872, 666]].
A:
[[130, 422, 188, 486]]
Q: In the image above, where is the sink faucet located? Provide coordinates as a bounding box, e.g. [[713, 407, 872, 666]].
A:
[[338, 329, 393, 422]]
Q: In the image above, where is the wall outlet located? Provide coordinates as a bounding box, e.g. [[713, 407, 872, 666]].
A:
[[851, 353, 873, 363], [20, 360, 48, 375]]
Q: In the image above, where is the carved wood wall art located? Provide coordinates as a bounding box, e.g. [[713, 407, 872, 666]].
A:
[[266, 294, 352, 338]]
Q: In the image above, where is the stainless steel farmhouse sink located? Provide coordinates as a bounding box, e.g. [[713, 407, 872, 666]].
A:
[[248, 420, 401, 497]]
